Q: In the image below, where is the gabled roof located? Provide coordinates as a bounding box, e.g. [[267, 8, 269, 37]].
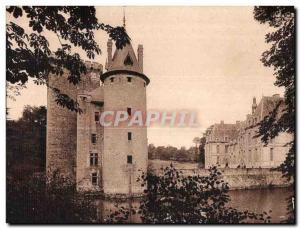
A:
[[209, 123, 238, 142], [254, 95, 284, 119], [110, 42, 142, 73]]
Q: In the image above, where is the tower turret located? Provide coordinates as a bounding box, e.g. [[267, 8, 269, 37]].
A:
[[252, 97, 257, 114], [100, 39, 150, 197], [137, 44, 143, 73], [106, 39, 113, 70]]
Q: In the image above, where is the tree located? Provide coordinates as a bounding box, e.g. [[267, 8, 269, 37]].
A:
[[192, 137, 201, 148], [7, 171, 98, 224], [7, 105, 47, 171], [6, 6, 130, 112], [198, 137, 206, 167], [253, 6, 295, 223], [148, 144, 197, 162], [253, 6, 295, 180], [106, 165, 271, 224]]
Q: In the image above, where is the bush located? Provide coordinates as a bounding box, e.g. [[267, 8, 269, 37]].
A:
[[7, 170, 98, 224], [106, 165, 271, 224]]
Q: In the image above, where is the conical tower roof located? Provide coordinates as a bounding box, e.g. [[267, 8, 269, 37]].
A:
[[110, 42, 142, 73]]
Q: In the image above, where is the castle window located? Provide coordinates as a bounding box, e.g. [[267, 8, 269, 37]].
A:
[[124, 54, 133, 66], [127, 155, 133, 164], [95, 112, 100, 122], [91, 134, 97, 144], [127, 107, 132, 116], [128, 132, 132, 141], [127, 77, 132, 83], [110, 77, 114, 83], [270, 148, 274, 161], [91, 173, 98, 185], [90, 153, 98, 166], [216, 145, 220, 154]]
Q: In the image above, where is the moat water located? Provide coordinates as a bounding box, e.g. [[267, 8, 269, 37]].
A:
[[228, 187, 293, 223], [97, 187, 294, 223]]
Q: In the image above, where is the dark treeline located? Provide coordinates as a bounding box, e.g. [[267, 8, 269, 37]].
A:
[[7, 105, 47, 175], [148, 143, 205, 165], [6, 106, 98, 224]]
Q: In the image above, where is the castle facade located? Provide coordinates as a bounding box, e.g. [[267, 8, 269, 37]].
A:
[[204, 95, 293, 169]]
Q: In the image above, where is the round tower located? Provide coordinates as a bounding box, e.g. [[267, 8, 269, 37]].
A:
[[100, 39, 150, 197], [46, 61, 102, 181], [46, 73, 78, 180]]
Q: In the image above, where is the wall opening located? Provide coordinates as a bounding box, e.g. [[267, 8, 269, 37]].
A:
[[127, 155, 133, 164], [91, 173, 98, 185], [90, 153, 98, 166], [91, 134, 97, 144], [128, 132, 132, 141]]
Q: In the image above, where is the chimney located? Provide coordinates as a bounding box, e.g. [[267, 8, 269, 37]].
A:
[[107, 39, 112, 70], [220, 120, 224, 125], [137, 44, 143, 72]]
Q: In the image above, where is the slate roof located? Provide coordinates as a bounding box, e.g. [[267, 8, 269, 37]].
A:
[[110, 42, 142, 73]]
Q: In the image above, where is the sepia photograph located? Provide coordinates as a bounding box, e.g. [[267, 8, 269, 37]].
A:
[[5, 5, 295, 224]]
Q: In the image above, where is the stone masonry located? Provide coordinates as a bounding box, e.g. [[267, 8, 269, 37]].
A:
[[204, 95, 293, 169], [46, 36, 150, 197]]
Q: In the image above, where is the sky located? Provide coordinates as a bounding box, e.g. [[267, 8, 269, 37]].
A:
[[6, 6, 284, 148]]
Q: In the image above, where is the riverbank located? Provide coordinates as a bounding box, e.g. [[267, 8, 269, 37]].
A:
[[149, 160, 292, 190]]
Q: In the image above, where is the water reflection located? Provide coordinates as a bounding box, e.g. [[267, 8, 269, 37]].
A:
[[95, 198, 141, 223], [228, 187, 293, 223], [95, 187, 293, 223]]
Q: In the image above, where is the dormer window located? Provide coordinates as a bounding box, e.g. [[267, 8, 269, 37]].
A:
[[127, 77, 132, 83], [110, 77, 114, 83], [124, 54, 133, 66]]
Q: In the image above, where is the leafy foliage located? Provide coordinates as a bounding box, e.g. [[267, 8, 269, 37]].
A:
[[6, 6, 130, 111], [148, 144, 198, 162], [7, 105, 47, 171], [6, 105, 99, 223], [253, 6, 295, 181], [106, 165, 271, 224], [198, 137, 206, 167], [253, 6, 295, 223], [7, 170, 98, 224]]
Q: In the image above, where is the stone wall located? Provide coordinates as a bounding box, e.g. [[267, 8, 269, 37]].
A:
[[149, 160, 291, 190], [46, 73, 78, 180], [102, 74, 148, 196], [46, 64, 102, 181], [76, 93, 104, 191]]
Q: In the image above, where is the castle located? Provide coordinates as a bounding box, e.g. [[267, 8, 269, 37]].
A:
[[46, 35, 150, 197], [204, 95, 293, 169]]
